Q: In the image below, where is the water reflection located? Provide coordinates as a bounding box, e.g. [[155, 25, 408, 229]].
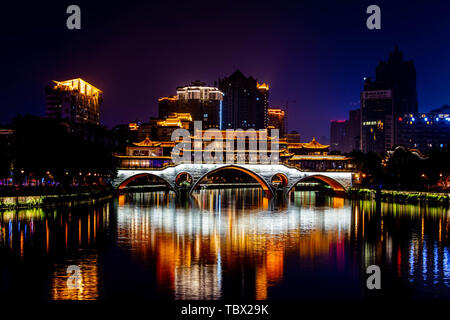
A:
[[0, 206, 108, 299], [114, 189, 449, 299], [0, 189, 448, 300]]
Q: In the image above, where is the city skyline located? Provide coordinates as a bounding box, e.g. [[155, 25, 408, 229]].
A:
[[0, 0, 449, 305], [2, 1, 450, 141]]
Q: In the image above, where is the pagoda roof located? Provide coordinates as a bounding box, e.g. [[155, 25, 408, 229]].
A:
[[289, 155, 349, 161], [133, 136, 155, 147], [301, 137, 329, 149]]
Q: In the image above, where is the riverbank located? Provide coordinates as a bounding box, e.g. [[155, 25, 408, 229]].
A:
[[348, 188, 450, 205], [0, 187, 114, 210]]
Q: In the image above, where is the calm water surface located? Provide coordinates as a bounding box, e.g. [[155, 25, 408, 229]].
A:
[[0, 189, 449, 300]]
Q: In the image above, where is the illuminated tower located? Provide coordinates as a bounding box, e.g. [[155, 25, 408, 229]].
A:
[[257, 83, 269, 128], [45, 78, 102, 125]]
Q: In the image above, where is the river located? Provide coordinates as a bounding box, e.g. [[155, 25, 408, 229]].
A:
[[0, 189, 449, 300]]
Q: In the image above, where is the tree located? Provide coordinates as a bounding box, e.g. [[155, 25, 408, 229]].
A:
[[11, 115, 117, 186]]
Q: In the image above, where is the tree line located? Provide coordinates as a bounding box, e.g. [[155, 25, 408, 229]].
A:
[[350, 145, 450, 190], [0, 115, 118, 188]]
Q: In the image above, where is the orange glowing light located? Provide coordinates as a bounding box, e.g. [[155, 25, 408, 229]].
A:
[[53, 78, 102, 96], [257, 82, 269, 90]]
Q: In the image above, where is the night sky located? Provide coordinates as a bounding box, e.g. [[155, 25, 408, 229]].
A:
[[1, 0, 450, 141]]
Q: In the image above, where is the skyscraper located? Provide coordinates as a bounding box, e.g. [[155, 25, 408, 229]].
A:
[[376, 45, 418, 116], [219, 70, 267, 130], [257, 83, 269, 128], [45, 78, 102, 126], [360, 46, 417, 153], [360, 89, 394, 153]]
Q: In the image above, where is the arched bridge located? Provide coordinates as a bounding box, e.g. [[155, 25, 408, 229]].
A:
[[113, 164, 354, 197]]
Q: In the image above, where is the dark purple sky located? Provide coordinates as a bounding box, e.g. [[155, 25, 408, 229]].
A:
[[1, 0, 450, 141]]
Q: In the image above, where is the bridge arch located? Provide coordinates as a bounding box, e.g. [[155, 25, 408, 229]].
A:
[[287, 174, 346, 194], [117, 172, 177, 193], [271, 173, 288, 188], [189, 165, 273, 196], [175, 172, 193, 186]]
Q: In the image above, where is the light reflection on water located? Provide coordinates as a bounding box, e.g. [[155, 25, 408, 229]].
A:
[[0, 189, 449, 300]]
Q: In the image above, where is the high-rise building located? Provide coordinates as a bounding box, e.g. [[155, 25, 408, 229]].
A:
[[330, 120, 347, 152], [360, 89, 394, 153], [158, 81, 223, 129], [347, 108, 361, 152], [267, 108, 286, 137], [257, 83, 269, 128], [329, 109, 360, 153], [219, 70, 267, 130], [359, 47, 418, 153], [375, 45, 418, 117], [45, 78, 102, 125], [396, 105, 450, 152]]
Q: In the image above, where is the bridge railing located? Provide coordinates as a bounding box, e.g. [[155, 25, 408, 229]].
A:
[[117, 162, 355, 173]]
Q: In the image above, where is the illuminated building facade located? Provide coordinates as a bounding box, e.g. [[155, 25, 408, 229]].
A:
[[158, 81, 223, 129], [283, 137, 351, 171], [146, 113, 194, 141], [257, 83, 270, 128], [360, 89, 394, 153], [359, 47, 418, 153], [219, 70, 268, 130], [45, 78, 102, 125], [115, 136, 173, 169], [116, 133, 352, 171], [172, 129, 282, 163], [396, 105, 450, 151], [267, 108, 286, 137]]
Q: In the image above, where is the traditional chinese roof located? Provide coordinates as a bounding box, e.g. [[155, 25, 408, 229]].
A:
[[133, 136, 155, 147], [289, 155, 349, 161], [301, 137, 329, 149], [287, 143, 304, 149]]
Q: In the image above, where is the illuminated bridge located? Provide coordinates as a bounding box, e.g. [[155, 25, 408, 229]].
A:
[[113, 163, 354, 198]]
